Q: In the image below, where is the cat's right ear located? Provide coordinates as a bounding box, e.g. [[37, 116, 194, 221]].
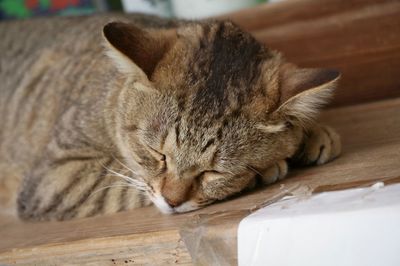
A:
[[274, 63, 340, 128], [102, 22, 177, 79]]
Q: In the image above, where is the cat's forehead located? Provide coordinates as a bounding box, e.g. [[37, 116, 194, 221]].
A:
[[170, 21, 278, 121], [170, 114, 256, 168]]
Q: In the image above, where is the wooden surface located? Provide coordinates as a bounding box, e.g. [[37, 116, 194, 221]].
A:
[[1, 97, 400, 265], [2, 1, 400, 265], [225, 0, 400, 107]]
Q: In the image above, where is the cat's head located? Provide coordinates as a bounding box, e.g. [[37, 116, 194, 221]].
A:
[[102, 21, 340, 214]]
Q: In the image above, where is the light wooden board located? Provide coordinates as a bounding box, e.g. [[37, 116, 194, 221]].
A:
[[1, 97, 400, 265], [225, 0, 400, 107]]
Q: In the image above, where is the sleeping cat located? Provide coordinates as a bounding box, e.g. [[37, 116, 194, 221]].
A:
[[0, 14, 341, 221]]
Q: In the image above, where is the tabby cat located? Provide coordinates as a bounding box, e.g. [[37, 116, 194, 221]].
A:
[[0, 14, 341, 221]]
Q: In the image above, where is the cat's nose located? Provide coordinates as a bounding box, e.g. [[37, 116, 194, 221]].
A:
[[161, 177, 192, 208], [164, 197, 182, 208]]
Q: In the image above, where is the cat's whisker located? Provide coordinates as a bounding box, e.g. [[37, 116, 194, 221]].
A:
[[97, 161, 150, 191], [110, 155, 150, 187], [95, 157, 138, 181], [108, 173, 148, 189], [246, 164, 266, 180], [126, 184, 148, 192], [103, 165, 136, 182], [111, 154, 142, 177], [197, 199, 213, 207], [89, 182, 132, 199]]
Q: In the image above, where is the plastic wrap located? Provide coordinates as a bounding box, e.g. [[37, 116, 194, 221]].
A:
[[179, 183, 309, 265]]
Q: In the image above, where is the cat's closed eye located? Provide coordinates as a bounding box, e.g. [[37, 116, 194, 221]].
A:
[[195, 170, 222, 181], [201, 171, 226, 183], [146, 145, 166, 162]]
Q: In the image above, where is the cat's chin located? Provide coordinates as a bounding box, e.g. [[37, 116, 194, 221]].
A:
[[174, 201, 201, 213], [149, 195, 203, 214], [149, 195, 175, 214]]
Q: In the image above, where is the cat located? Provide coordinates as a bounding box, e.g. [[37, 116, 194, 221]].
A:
[[0, 14, 341, 221]]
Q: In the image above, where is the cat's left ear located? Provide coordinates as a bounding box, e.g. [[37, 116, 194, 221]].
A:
[[275, 63, 340, 127], [102, 22, 177, 79]]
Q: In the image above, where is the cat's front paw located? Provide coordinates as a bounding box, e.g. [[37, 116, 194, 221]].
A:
[[293, 125, 341, 166], [259, 160, 288, 185]]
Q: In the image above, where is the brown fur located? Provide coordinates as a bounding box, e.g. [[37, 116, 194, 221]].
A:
[[0, 14, 341, 221]]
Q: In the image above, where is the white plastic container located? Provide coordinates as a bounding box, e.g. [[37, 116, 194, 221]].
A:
[[238, 182, 400, 266]]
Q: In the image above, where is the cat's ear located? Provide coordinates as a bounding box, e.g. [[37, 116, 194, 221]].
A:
[[102, 22, 177, 78], [276, 63, 340, 127]]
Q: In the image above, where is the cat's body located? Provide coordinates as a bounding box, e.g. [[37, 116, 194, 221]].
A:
[[0, 14, 341, 221], [0, 14, 165, 217]]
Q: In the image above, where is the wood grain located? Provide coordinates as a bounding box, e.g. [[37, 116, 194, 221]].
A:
[[1, 1, 400, 264], [1, 97, 400, 265], [224, 0, 400, 107]]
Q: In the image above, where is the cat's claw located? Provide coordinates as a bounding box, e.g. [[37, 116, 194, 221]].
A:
[[259, 160, 288, 185], [294, 125, 341, 166]]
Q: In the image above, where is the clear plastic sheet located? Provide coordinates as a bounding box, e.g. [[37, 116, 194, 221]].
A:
[[180, 210, 245, 266], [179, 183, 310, 265]]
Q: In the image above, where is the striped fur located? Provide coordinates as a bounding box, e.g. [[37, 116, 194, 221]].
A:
[[0, 14, 341, 221]]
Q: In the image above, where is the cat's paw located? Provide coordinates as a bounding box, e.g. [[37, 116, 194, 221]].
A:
[[294, 125, 341, 166], [259, 160, 288, 185]]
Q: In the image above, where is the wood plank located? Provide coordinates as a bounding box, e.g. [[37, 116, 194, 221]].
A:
[[1, 231, 192, 266], [223, 0, 396, 31], [1, 97, 400, 265], [225, 0, 400, 107]]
